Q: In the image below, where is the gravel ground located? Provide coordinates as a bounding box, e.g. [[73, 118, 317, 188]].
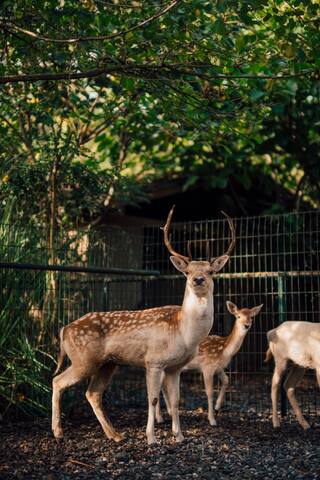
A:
[[1, 408, 320, 479]]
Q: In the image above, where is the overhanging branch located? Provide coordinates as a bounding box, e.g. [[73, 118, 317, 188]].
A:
[[0, 0, 179, 44], [0, 64, 316, 85]]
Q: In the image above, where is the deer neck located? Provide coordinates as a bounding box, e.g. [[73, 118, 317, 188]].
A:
[[224, 323, 247, 359], [180, 284, 213, 350]]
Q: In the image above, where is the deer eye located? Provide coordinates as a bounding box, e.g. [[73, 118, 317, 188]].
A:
[[209, 270, 214, 275]]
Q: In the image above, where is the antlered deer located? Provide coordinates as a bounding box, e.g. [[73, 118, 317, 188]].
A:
[[156, 301, 263, 426], [265, 321, 320, 430], [52, 207, 235, 444]]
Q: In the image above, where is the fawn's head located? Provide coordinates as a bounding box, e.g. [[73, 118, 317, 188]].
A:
[[226, 301, 263, 332], [162, 206, 235, 297]]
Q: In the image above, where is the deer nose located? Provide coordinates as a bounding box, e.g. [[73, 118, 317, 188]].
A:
[[194, 276, 205, 285]]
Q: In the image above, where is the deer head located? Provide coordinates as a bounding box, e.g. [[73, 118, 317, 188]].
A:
[[226, 301, 263, 331], [162, 206, 235, 297]]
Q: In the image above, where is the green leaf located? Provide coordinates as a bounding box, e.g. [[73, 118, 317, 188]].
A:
[[250, 90, 265, 101], [213, 17, 227, 35]]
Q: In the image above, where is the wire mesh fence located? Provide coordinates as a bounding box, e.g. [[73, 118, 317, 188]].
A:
[[0, 210, 319, 419], [142, 210, 320, 416]]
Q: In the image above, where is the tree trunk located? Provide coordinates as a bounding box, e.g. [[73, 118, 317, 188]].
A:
[[39, 156, 59, 343]]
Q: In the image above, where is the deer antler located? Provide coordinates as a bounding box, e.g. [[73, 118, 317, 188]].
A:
[[219, 211, 236, 258], [162, 208, 235, 262], [162, 205, 190, 262]]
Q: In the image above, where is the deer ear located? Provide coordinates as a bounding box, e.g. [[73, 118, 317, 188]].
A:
[[226, 301, 238, 314], [210, 255, 229, 273], [170, 256, 189, 273], [250, 304, 263, 317]]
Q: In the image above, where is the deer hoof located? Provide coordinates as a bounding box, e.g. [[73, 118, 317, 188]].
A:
[[113, 433, 125, 443], [147, 437, 158, 446], [302, 422, 311, 431], [209, 418, 217, 427], [53, 428, 64, 441], [174, 433, 184, 442]]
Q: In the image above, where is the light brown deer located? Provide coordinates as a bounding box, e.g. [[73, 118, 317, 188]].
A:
[[156, 301, 263, 426], [52, 207, 235, 445], [265, 321, 320, 430]]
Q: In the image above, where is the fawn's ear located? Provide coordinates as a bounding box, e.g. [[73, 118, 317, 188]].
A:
[[210, 255, 229, 273], [226, 301, 238, 315], [170, 256, 189, 273], [250, 304, 263, 317]]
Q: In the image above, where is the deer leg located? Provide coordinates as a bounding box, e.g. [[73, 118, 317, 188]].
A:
[[52, 366, 86, 439], [162, 372, 172, 416], [155, 399, 163, 424], [85, 363, 123, 442], [156, 371, 166, 424], [164, 369, 184, 442], [215, 369, 229, 413], [202, 367, 216, 426], [146, 365, 163, 445], [284, 365, 310, 430], [271, 357, 287, 428], [316, 368, 320, 423]]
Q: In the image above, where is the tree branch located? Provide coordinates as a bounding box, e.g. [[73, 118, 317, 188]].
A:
[[0, 0, 179, 44], [0, 63, 316, 85]]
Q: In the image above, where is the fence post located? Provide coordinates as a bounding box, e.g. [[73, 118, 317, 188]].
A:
[[103, 277, 110, 311], [277, 274, 287, 417]]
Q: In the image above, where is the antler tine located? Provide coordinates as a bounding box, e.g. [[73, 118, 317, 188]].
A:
[[221, 211, 236, 256], [161, 205, 190, 262]]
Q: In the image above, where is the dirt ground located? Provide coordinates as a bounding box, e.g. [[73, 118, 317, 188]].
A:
[[1, 408, 320, 479]]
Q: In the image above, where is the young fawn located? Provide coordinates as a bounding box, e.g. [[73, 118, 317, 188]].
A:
[[52, 207, 235, 445], [266, 321, 320, 430], [157, 301, 263, 426]]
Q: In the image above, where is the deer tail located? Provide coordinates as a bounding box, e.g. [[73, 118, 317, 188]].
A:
[[53, 327, 66, 376], [264, 347, 273, 363]]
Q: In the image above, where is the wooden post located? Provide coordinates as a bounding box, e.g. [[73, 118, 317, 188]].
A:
[[277, 275, 288, 418]]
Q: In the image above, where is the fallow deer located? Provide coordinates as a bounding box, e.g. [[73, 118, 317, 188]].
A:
[[52, 206, 235, 445], [265, 321, 320, 430], [156, 301, 263, 426]]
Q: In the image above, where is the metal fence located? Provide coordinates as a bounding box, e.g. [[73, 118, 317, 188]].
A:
[[142, 210, 320, 416], [1, 210, 319, 419]]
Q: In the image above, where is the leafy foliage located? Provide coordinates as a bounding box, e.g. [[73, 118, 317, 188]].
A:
[[0, 0, 319, 221], [0, 203, 52, 416]]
